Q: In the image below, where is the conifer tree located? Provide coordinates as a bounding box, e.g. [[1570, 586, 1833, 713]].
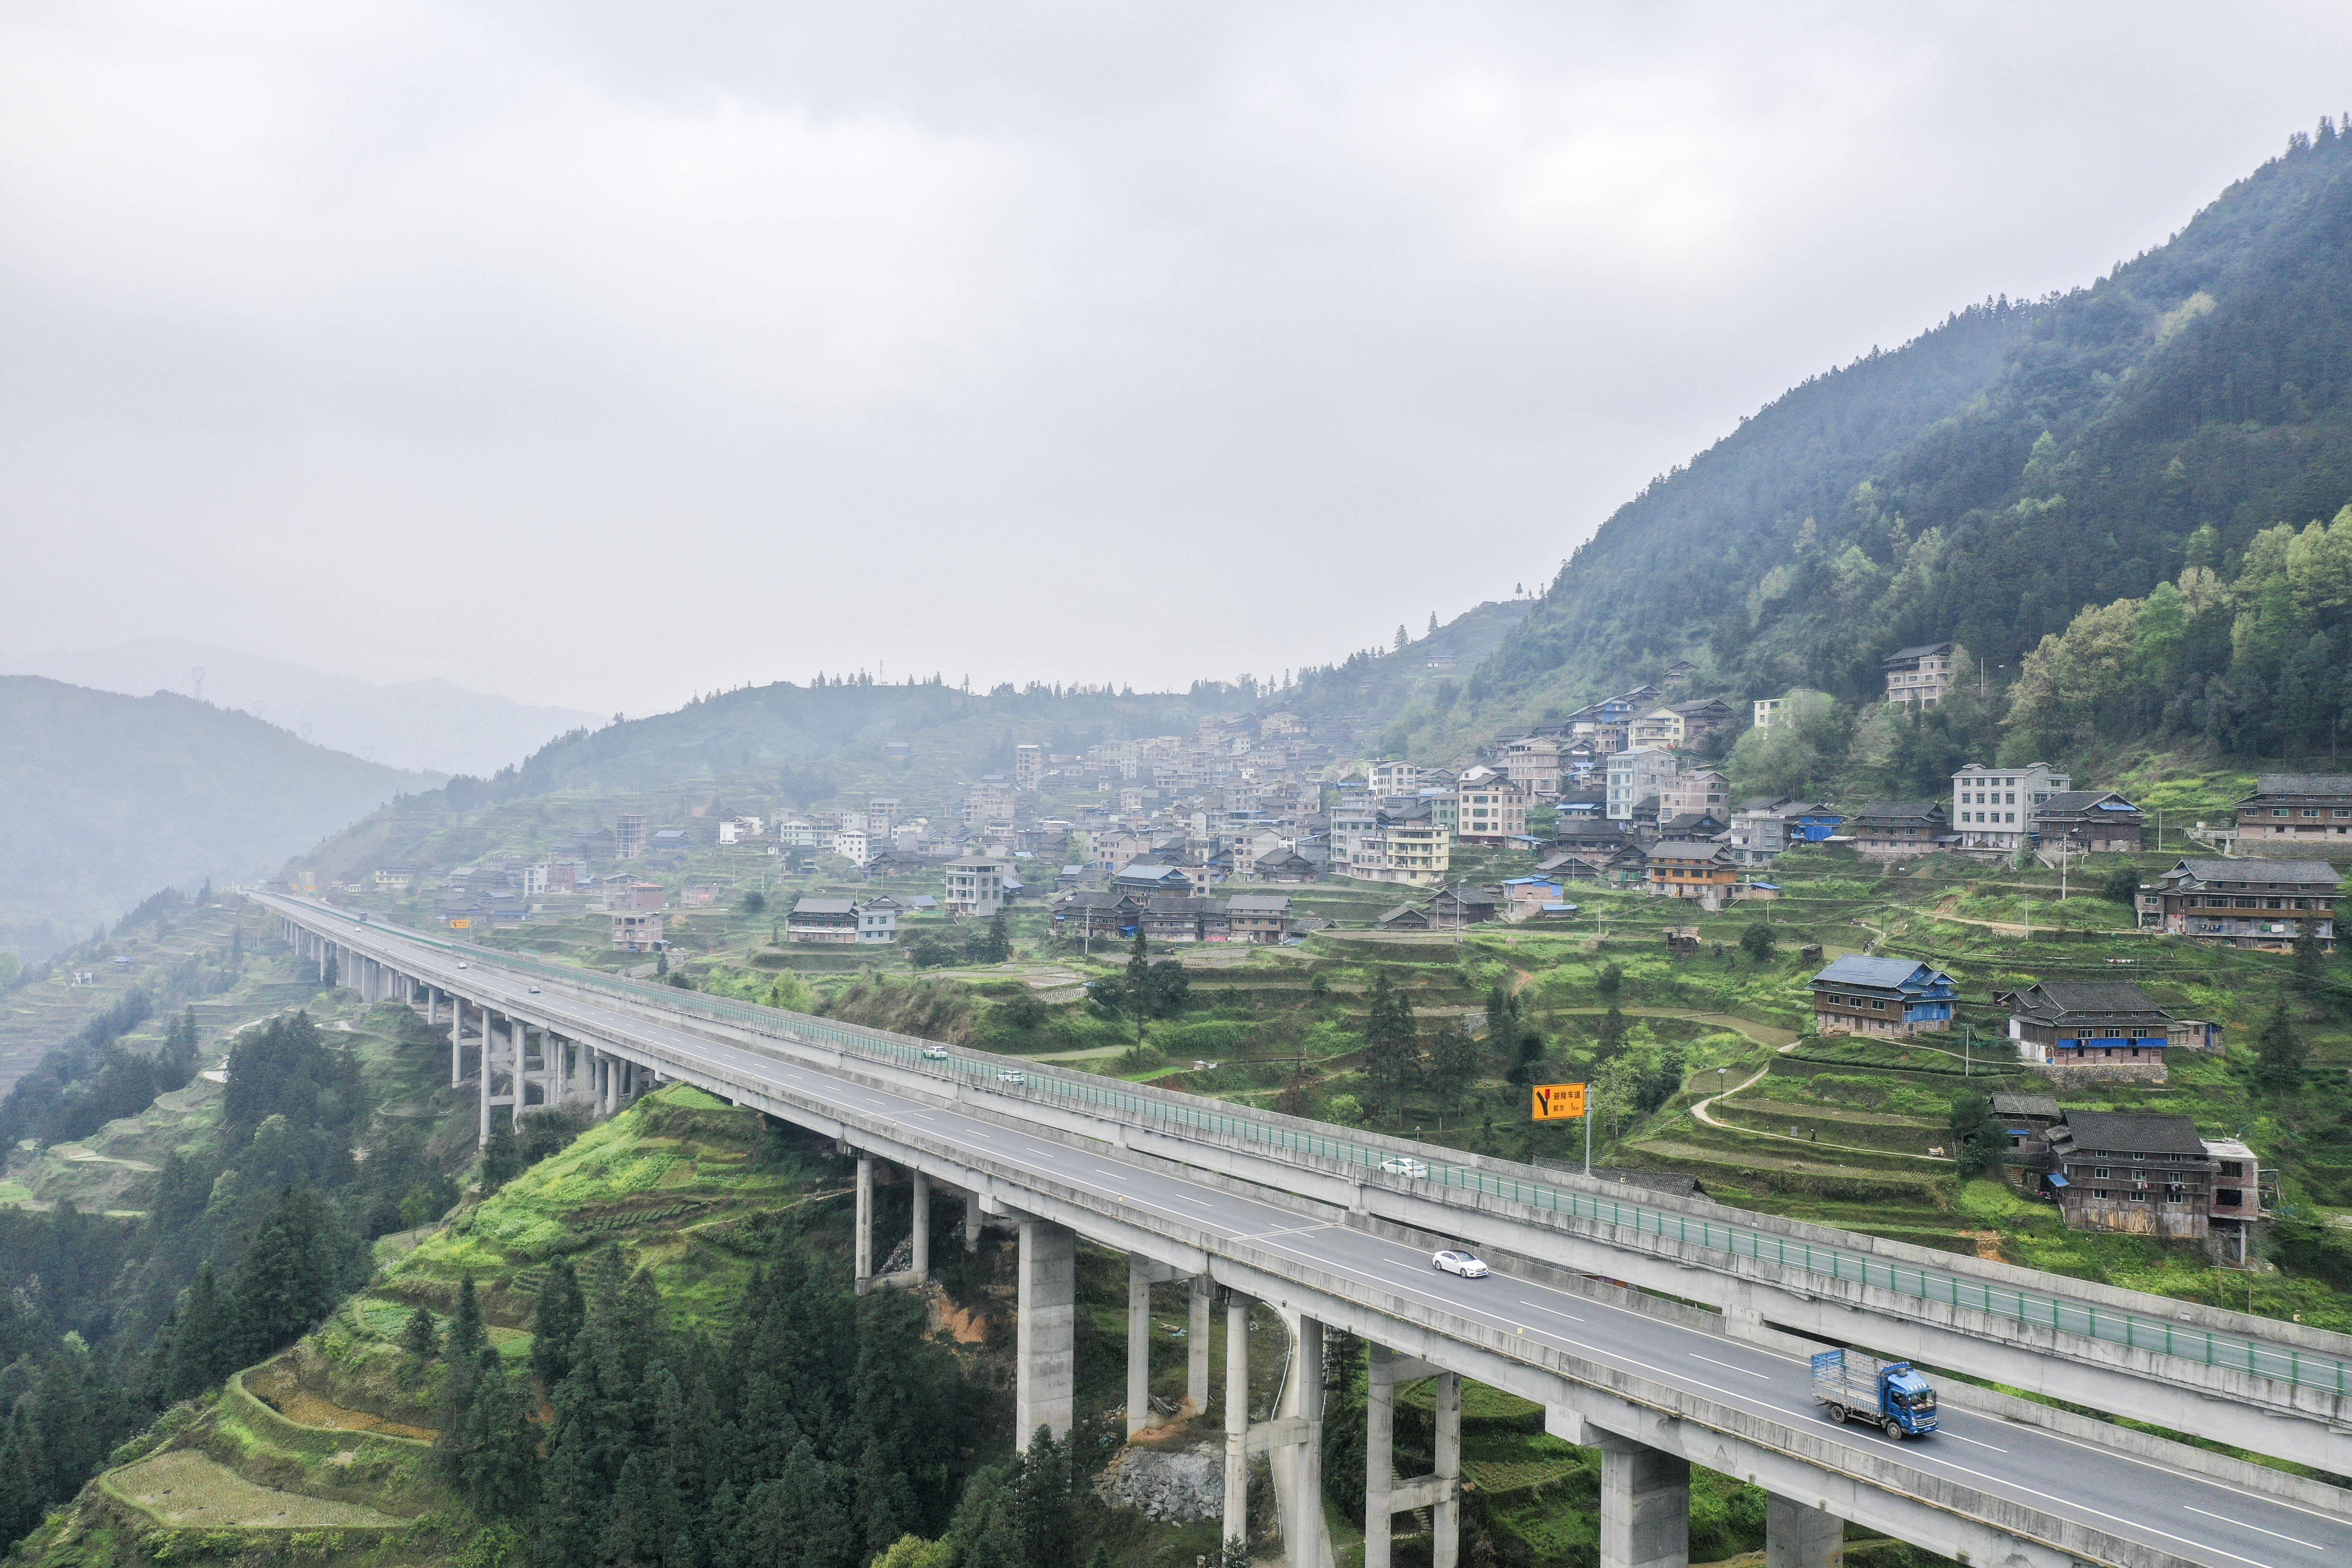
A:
[[532, 1257, 584, 1389], [458, 1346, 540, 1519], [2255, 998, 2307, 1095], [165, 1262, 245, 1400], [401, 1306, 439, 1359], [1360, 972, 1420, 1118], [449, 1273, 488, 1366], [232, 1184, 343, 1361]]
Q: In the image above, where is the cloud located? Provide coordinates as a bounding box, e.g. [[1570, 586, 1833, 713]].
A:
[[2, 1, 2347, 711]]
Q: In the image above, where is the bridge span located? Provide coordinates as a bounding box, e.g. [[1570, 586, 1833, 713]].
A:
[[259, 893, 2352, 1568]]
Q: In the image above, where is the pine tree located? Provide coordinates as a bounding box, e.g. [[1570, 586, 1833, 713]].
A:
[[401, 1306, 440, 1359], [2254, 998, 2307, 1095], [449, 1273, 488, 1366], [233, 1184, 343, 1361], [459, 1347, 541, 1519], [533, 1258, 584, 1389], [1360, 973, 1420, 1118], [1427, 612, 1438, 637], [1011, 1428, 1075, 1568], [166, 1262, 244, 1400], [1425, 1021, 1479, 1112]]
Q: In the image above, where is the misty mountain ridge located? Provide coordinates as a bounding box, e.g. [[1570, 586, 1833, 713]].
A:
[[0, 676, 440, 958], [1378, 120, 2352, 749], [2, 637, 601, 777]]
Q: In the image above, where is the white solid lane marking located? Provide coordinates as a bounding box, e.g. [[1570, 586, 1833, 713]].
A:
[[1515, 1299, 1584, 1320], [2184, 1507, 2322, 1552], [1689, 1353, 1772, 1380], [1933, 1431, 2007, 1453]]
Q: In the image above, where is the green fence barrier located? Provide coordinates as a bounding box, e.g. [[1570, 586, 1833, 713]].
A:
[[285, 900, 2348, 1398]]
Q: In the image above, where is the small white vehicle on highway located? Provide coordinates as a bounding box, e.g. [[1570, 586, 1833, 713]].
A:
[[996, 1069, 1026, 1085], [922, 1045, 950, 1061], [1379, 1156, 1429, 1179], [1432, 1250, 1489, 1278]]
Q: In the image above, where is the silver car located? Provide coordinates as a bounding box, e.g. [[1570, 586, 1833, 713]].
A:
[[1432, 1250, 1489, 1278], [1379, 1156, 1429, 1179]]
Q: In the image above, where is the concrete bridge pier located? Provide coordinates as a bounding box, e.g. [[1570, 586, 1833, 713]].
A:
[[963, 1189, 983, 1253], [908, 1171, 930, 1282], [475, 1007, 492, 1143], [1224, 1291, 1252, 1548], [1124, 1256, 1185, 1434], [448, 998, 464, 1087], [1014, 1217, 1075, 1450], [1365, 1345, 1461, 1568], [1764, 1494, 1842, 1568], [854, 1153, 876, 1295], [1188, 1274, 1212, 1413], [1596, 1431, 1690, 1568]]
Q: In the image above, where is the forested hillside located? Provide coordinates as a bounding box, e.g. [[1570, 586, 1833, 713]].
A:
[[1361, 122, 2352, 759], [0, 679, 439, 959]]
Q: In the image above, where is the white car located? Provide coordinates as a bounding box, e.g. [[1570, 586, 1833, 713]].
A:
[[996, 1069, 1027, 1085], [1379, 1156, 1429, 1179], [922, 1045, 950, 1061], [1432, 1250, 1489, 1278], [529, 986, 541, 994]]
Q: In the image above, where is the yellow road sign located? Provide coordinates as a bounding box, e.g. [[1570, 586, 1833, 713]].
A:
[[449, 918, 472, 929], [1532, 1082, 1586, 1120]]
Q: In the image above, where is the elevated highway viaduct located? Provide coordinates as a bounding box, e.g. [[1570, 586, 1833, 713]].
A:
[[261, 894, 2352, 1568]]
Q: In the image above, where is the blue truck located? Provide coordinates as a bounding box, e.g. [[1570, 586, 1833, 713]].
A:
[[1810, 1349, 1938, 1438]]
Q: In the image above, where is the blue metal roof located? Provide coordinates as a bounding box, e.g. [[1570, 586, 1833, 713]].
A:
[[1815, 954, 1933, 988]]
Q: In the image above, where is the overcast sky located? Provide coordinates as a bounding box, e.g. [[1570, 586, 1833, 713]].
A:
[[4, 3, 2349, 716]]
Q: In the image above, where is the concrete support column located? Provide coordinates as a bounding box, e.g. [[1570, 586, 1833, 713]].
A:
[[509, 1018, 525, 1130], [1291, 1316, 1326, 1568], [910, 1171, 930, 1282], [1127, 1259, 1155, 1436], [1014, 1218, 1075, 1449], [854, 1153, 875, 1295], [449, 998, 463, 1087], [1188, 1275, 1212, 1413], [1431, 1373, 1462, 1568], [1764, 1494, 1842, 1568], [1596, 1432, 1691, 1568], [1365, 1353, 1396, 1568], [1222, 1292, 1251, 1552], [477, 1007, 494, 1145], [963, 1189, 983, 1253]]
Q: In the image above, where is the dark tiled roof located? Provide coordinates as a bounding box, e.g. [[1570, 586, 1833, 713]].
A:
[[1882, 640, 1954, 664], [2054, 1112, 2206, 1157], [2172, 857, 2342, 886], [1991, 1093, 2061, 1119], [2251, 773, 2352, 796], [2014, 980, 2164, 1019], [1852, 801, 1942, 821]]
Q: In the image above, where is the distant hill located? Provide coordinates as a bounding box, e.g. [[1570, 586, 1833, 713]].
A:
[[1405, 125, 2352, 765], [0, 638, 601, 777], [0, 677, 441, 958]]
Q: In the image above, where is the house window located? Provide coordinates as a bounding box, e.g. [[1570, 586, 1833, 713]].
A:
[[2095, 1167, 2112, 1179], [2217, 1188, 2243, 1206]]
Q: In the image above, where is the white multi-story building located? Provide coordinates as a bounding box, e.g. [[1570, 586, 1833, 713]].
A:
[[1752, 696, 1788, 730], [1605, 747, 1678, 822], [945, 855, 1009, 917], [1951, 763, 2071, 852]]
